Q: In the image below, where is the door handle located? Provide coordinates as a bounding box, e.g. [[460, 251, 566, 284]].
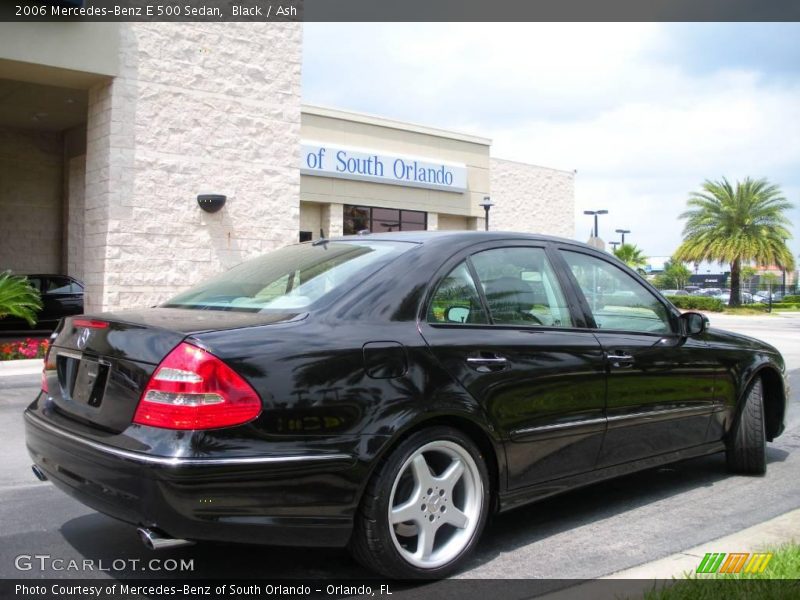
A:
[[466, 357, 508, 364], [607, 352, 635, 368], [466, 355, 509, 373]]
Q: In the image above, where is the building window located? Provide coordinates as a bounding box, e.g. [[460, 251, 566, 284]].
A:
[[343, 205, 427, 235]]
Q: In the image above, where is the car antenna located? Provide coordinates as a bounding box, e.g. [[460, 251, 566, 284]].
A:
[[312, 228, 328, 247]]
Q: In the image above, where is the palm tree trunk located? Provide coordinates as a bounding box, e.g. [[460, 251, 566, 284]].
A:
[[730, 258, 741, 307]]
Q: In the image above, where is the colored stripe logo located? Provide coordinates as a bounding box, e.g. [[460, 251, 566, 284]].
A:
[[696, 552, 773, 574]]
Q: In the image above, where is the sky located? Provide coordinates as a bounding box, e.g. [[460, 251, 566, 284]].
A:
[[301, 23, 800, 263]]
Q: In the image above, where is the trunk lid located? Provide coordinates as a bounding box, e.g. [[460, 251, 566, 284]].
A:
[[46, 308, 301, 432]]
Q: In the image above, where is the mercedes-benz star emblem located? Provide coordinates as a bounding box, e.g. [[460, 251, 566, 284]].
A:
[[76, 328, 91, 350]]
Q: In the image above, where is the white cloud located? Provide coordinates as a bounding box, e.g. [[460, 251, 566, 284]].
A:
[[303, 23, 800, 258]]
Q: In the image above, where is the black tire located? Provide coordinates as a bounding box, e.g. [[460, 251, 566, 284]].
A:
[[726, 377, 767, 475], [349, 426, 491, 579]]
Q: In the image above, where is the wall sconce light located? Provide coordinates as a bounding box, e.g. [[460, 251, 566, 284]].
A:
[[197, 194, 226, 213]]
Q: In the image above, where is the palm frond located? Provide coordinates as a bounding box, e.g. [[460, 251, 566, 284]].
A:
[[0, 271, 42, 326]]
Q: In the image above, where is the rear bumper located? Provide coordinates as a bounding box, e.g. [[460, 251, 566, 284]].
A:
[[25, 410, 360, 547]]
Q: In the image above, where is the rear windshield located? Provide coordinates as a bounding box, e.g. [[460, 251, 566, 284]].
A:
[[163, 240, 415, 312]]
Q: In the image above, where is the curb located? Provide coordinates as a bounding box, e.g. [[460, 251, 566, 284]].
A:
[[0, 358, 43, 376], [542, 507, 800, 600], [603, 507, 800, 580]]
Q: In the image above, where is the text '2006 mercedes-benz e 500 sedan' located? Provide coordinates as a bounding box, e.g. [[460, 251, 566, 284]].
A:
[[25, 231, 788, 578]]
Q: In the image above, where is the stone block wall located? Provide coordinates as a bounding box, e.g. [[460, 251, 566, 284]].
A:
[[83, 23, 302, 312], [0, 128, 62, 275], [489, 158, 575, 239], [66, 155, 86, 280]]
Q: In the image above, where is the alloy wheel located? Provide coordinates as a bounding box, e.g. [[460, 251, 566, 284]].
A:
[[387, 440, 483, 569]]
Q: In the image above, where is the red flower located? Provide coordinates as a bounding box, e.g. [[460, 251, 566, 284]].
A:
[[0, 338, 49, 361]]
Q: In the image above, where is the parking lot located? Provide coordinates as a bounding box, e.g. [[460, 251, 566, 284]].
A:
[[0, 313, 798, 581]]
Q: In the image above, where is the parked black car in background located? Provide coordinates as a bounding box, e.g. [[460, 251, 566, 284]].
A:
[[24, 232, 787, 578], [0, 274, 83, 331]]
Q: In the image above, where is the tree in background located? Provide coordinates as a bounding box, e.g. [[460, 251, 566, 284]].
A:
[[761, 272, 780, 293], [655, 259, 692, 290], [740, 266, 757, 293], [612, 243, 647, 270], [674, 177, 795, 307], [0, 272, 41, 326]]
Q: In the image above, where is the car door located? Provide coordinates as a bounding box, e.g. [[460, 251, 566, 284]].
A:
[[419, 242, 607, 489], [555, 247, 718, 467]]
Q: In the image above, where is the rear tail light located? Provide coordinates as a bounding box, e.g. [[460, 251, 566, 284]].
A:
[[41, 345, 55, 394], [133, 342, 262, 430]]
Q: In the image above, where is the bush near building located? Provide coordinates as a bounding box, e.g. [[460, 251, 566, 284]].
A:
[[665, 295, 725, 312], [0, 271, 42, 326]]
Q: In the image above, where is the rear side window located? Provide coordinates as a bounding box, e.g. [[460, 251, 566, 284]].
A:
[[25, 277, 42, 293], [428, 261, 488, 325], [46, 277, 79, 294], [165, 240, 415, 312], [470, 247, 572, 327]]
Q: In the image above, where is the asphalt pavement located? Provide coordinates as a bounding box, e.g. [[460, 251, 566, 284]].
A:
[[0, 314, 798, 582]]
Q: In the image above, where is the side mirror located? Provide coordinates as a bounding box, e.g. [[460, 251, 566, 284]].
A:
[[445, 306, 471, 324], [681, 311, 709, 336]]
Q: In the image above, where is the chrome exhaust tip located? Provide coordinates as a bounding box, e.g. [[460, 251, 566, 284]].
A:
[[137, 527, 193, 550], [31, 465, 48, 482]]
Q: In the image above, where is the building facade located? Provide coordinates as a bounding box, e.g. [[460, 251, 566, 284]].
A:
[[0, 23, 574, 313]]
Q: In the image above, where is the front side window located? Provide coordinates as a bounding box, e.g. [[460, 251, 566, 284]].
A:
[[470, 247, 572, 327], [561, 250, 672, 334], [165, 241, 414, 312], [427, 261, 488, 325]]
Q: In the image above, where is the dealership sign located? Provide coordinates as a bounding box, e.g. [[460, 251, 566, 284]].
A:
[[300, 141, 467, 193]]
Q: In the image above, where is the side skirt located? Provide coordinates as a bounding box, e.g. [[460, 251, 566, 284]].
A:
[[497, 441, 726, 513]]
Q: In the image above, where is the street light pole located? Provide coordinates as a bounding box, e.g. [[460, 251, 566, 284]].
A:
[[782, 238, 787, 296], [609, 241, 620, 252], [583, 209, 608, 238], [615, 228, 631, 246], [479, 196, 494, 232]]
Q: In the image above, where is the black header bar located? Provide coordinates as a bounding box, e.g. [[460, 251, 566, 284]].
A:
[[2, 0, 799, 23]]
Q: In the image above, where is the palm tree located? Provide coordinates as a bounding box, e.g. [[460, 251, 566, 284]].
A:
[[674, 178, 795, 307], [0, 271, 42, 326], [612, 243, 647, 269]]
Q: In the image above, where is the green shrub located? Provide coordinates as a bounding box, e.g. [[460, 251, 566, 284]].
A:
[[781, 295, 800, 304], [664, 295, 725, 312], [770, 302, 800, 310], [0, 271, 42, 326]]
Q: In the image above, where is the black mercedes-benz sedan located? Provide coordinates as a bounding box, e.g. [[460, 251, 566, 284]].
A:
[[25, 231, 788, 578]]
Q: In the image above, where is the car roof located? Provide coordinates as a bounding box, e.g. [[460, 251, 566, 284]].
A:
[[325, 230, 587, 248], [21, 274, 83, 285]]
